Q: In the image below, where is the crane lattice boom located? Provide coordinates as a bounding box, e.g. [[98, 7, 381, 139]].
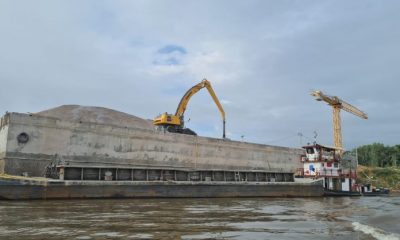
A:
[[311, 90, 368, 151]]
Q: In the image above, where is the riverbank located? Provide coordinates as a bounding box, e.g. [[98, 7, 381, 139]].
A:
[[357, 165, 400, 191]]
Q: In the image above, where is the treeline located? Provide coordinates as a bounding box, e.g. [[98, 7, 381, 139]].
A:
[[350, 143, 400, 167]]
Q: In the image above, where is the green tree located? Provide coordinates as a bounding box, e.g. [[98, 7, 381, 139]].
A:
[[352, 143, 400, 167]]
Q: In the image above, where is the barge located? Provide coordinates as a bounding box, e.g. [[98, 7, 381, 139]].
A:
[[0, 105, 323, 199]]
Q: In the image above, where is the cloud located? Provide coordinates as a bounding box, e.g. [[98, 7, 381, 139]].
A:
[[158, 45, 187, 55], [220, 99, 232, 105], [0, 0, 399, 149], [153, 44, 187, 66]]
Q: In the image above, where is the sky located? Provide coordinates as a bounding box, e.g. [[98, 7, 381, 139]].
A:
[[0, 0, 399, 149]]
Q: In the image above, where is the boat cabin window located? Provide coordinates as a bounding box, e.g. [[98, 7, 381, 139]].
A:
[[306, 148, 314, 154], [334, 163, 338, 168]]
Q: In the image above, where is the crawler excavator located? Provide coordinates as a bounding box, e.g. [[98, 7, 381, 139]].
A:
[[153, 79, 226, 138]]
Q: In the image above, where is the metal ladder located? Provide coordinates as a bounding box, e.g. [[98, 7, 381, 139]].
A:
[[235, 171, 241, 181]]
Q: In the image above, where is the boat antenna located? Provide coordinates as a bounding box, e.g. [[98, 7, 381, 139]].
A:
[[313, 131, 318, 144]]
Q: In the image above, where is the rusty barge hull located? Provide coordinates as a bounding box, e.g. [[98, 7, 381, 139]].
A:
[[0, 178, 323, 200]]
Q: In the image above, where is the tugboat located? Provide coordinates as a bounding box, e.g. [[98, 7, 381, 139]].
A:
[[298, 143, 361, 196]]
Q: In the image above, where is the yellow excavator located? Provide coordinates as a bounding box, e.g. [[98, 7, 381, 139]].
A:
[[153, 79, 226, 138]]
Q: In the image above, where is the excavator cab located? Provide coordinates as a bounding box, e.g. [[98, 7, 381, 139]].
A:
[[153, 113, 181, 126], [153, 113, 196, 135], [154, 113, 197, 135]]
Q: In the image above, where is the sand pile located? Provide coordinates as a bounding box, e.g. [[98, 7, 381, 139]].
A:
[[37, 105, 154, 130]]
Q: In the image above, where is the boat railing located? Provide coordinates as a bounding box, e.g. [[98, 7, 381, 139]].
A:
[[301, 156, 319, 162], [340, 169, 357, 179], [320, 154, 335, 161], [301, 155, 337, 162], [317, 168, 340, 177]]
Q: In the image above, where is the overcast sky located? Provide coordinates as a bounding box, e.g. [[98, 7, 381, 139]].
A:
[[1, 1, 399, 149]]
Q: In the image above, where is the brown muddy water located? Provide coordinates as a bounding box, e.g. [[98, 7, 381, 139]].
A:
[[0, 195, 399, 240]]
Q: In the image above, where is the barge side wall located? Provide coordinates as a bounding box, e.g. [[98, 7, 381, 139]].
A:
[[3, 113, 303, 177], [0, 180, 323, 200], [0, 114, 10, 174]]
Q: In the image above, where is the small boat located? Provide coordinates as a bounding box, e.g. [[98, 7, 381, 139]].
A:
[[361, 184, 390, 196]]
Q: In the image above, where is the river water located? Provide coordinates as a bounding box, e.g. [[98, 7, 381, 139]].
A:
[[0, 195, 399, 240]]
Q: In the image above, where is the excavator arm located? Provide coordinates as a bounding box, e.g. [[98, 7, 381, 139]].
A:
[[205, 83, 226, 138]]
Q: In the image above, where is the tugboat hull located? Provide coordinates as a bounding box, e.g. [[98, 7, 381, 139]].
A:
[[323, 189, 361, 197], [362, 189, 390, 196]]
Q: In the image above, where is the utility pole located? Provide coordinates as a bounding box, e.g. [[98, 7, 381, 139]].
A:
[[356, 147, 358, 169], [349, 158, 352, 193], [297, 132, 303, 147]]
